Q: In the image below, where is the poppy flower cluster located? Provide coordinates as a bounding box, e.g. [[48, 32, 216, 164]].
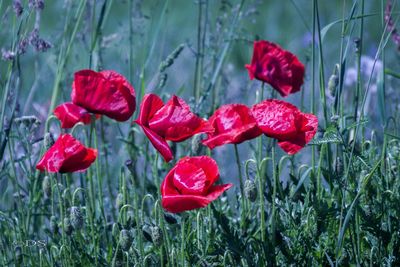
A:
[[37, 69, 135, 173], [54, 69, 136, 128], [36, 39, 317, 214]]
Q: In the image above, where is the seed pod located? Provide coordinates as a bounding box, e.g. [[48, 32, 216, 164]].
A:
[[42, 176, 51, 198], [44, 133, 55, 150], [334, 157, 344, 176], [163, 212, 177, 224], [50, 215, 58, 234], [244, 179, 257, 202], [112, 223, 120, 240], [191, 134, 201, 154], [142, 225, 153, 243], [328, 64, 339, 97], [15, 245, 22, 263], [119, 229, 133, 251], [63, 217, 73, 236], [151, 226, 163, 247], [70, 206, 83, 230], [116, 193, 124, 211]]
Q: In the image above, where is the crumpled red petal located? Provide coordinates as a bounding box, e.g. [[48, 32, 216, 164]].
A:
[[252, 99, 318, 154], [251, 99, 299, 140], [71, 69, 136, 122], [161, 156, 232, 213], [54, 102, 92, 129], [161, 184, 233, 213], [135, 94, 213, 161], [148, 95, 213, 142], [36, 134, 97, 173], [202, 104, 262, 149], [277, 113, 318, 154], [245, 40, 305, 97]]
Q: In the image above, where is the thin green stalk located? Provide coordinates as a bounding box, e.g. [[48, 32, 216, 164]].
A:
[[180, 214, 186, 267], [234, 144, 246, 229], [270, 142, 277, 264]]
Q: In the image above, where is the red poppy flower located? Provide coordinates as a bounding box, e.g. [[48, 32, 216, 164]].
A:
[[161, 156, 232, 213], [251, 99, 318, 154], [135, 94, 213, 162], [202, 104, 262, 149], [245, 40, 305, 97], [54, 102, 92, 129], [36, 134, 97, 173], [71, 69, 136, 121]]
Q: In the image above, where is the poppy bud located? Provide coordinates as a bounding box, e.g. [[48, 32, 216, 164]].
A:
[[119, 229, 133, 251], [63, 217, 73, 236], [151, 226, 163, 247], [125, 159, 135, 174], [42, 176, 51, 198], [112, 223, 120, 240], [116, 193, 124, 211], [163, 212, 178, 224], [70, 206, 83, 230], [142, 225, 153, 242], [50, 215, 58, 234], [328, 64, 339, 97], [244, 179, 257, 202], [15, 245, 22, 263], [334, 157, 344, 176]]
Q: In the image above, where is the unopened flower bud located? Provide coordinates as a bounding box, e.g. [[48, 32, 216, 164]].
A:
[[44, 133, 54, 150], [119, 229, 133, 251], [42, 176, 51, 198], [70, 206, 83, 230], [334, 157, 344, 176], [116, 193, 124, 211], [50, 215, 58, 234], [163, 212, 177, 224], [15, 245, 22, 263], [63, 217, 73, 236], [328, 65, 339, 97], [151, 226, 163, 247], [244, 179, 257, 202]]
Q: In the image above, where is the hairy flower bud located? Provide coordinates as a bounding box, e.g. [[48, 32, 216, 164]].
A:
[[50, 215, 58, 234], [163, 212, 177, 224], [334, 157, 344, 176], [44, 133, 55, 150], [70, 206, 83, 230], [328, 64, 339, 97], [63, 217, 73, 236], [116, 193, 124, 211], [42, 176, 51, 198], [151, 226, 163, 247], [119, 229, 133, 251], [244, 179, 257, 202], [15, 245, 22, 263]]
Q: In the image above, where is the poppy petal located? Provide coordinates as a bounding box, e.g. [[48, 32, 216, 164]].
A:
[[137, 93, 165, 126], [54, 102, 92, 129], [161, 184, 232, 213], [72, 69, 136, 122], [36, 134, 97, 173], [251, 99, 299, 140], [138, 124, 173, 162]]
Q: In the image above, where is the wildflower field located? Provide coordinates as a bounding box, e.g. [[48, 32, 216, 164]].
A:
[[1, 0, 400, 266]]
